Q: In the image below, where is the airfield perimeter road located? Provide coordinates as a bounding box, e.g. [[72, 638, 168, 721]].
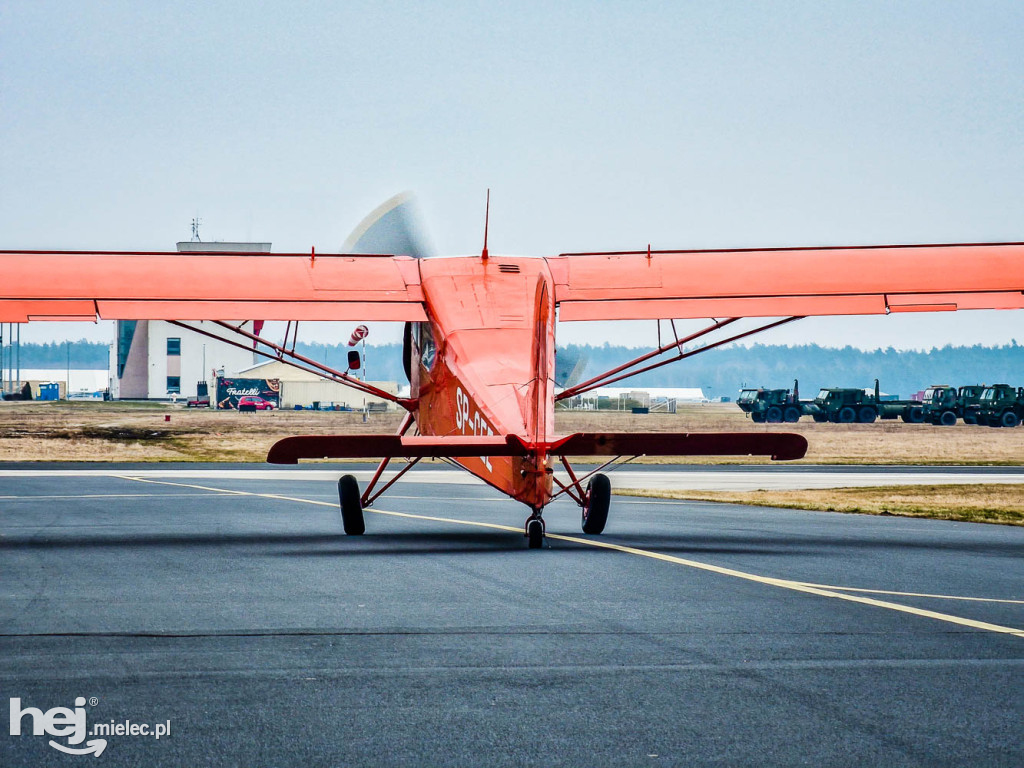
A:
[[0, 465, 1021, 767]]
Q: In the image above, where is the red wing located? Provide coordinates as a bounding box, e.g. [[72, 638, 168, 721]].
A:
[[547, 243, 1024, 320], [0, 250, 426, 322], [551, 432, 807, 461], [268, 434, 528, 463], [267, 432, 806, 463]]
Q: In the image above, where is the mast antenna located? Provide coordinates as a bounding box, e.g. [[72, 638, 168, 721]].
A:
[[191, 217, 202, 242], [481, 189, 490, 260]]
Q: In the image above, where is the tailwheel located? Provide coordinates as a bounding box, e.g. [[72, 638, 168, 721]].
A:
[[525, 511, 545, 549], [582, 473, 611, 535], [338, 475, 365, 535]]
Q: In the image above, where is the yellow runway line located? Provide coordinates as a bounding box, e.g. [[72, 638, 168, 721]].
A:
[[117, 476, 1024, 639]]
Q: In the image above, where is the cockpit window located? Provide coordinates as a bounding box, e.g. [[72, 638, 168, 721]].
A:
[[418, 322, 436, 371]]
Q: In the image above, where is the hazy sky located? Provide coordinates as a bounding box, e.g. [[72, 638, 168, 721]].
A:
[[2, 1, 1022, 349]]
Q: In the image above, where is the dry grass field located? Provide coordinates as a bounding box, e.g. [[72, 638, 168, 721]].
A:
[[618, 485, 1024, 526], [1, 400, 1022, 465]]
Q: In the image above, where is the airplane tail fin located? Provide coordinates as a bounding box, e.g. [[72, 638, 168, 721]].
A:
[[267, 432, 806, 464]]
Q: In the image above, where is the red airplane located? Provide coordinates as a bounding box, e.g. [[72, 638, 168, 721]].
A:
[[3, 193, 1024, 547]]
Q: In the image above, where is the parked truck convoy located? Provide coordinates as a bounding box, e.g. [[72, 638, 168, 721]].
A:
[[921, 385, 984, 426], [737, 381, 1022, 427]]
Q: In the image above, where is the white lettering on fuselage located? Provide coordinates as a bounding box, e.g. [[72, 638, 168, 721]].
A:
[[455, 386, 493, 472]]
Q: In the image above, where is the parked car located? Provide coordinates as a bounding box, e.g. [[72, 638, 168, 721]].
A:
[[237, 396, 275, 412]]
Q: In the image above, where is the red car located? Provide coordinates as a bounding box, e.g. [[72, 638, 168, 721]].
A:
[[237, 396, 275, 412]]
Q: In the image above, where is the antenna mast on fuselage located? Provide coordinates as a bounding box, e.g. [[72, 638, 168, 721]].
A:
[[481, 189, 490, 260]]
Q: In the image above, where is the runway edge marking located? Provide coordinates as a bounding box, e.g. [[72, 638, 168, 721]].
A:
[[115, 476, 1024, 639]]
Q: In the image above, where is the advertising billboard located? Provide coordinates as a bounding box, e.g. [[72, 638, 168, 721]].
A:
[[216, 377, 281, 409]]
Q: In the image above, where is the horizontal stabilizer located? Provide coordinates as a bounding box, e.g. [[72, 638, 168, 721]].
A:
[[267, 434, 530, 464], [267, 431, 807, 463], [552, 432, 808, 461]]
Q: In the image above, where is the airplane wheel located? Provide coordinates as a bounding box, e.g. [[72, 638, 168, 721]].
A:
[[939, 410, 957, 427], [338, 475, 365, 535], [784, 407, 801, 423], [838, 406, 857, 423], [765, 406, 783, 423], [527, 519, 544, 549], [582, 473, 611, 535]]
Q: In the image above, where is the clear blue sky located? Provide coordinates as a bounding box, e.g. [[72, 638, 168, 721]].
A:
[[2, 1, 1022, 349]]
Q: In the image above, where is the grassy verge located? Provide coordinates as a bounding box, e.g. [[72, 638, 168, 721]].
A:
[[614, 484, 1024, 526], [2, 401, 1024, 465]]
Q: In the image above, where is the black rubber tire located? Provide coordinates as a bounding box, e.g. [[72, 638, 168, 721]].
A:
[[964, 414, 977, 425], [906, 407, 925, 424], [900, 413, 911, 423], [783, 406, 801, 423], [1001, 411, 1020, 428], [858, 407, 877, 424], [939, 410, 957, 427], [527, 519, 544, 549], [751, 412, 765, 423], [765, 406, 783, 423], [812, 414, 827, 423], [582, 474, 611, 535], [838, 406, 857, 423], [338, 475, 365, 535]]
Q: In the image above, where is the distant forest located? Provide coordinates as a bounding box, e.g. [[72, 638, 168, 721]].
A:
[[8, 340, 1024, 398]]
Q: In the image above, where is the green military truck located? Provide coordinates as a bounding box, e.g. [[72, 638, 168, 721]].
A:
[[808, 379, 924, 424], [921, 384, 985, 426], [736, 380, 810, 423], [967, 384, 1024, 428]]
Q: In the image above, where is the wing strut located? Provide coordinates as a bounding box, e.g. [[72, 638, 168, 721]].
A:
[[556, 316, 803, 400], [167, 320, 415, 410]]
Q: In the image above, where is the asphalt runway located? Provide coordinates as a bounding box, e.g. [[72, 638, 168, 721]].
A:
[[1, 465, 1021, 766]]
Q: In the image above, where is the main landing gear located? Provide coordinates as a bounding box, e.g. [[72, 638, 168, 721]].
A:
[[338, 475, 365, 535], [582, 473, 610, 534]]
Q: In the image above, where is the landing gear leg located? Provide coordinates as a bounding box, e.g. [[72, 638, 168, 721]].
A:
[[525, 508, 545, 549], [338, 475, 365, 535]]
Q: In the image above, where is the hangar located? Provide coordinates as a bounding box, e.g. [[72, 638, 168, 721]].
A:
[[236, 359, 398, 411]]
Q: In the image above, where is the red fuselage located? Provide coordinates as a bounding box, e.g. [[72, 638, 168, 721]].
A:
[[410, 256, 556, 510]]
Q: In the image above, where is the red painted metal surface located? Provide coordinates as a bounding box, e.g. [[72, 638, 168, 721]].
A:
[[5, 240, 1024, 514], [549, 243, 1024, 320]]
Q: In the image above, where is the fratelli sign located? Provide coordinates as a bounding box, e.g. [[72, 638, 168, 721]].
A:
[[215, 377, 280, 409]]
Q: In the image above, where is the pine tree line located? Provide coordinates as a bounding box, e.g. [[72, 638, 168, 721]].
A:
[[11, 340, 1023, 399]]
